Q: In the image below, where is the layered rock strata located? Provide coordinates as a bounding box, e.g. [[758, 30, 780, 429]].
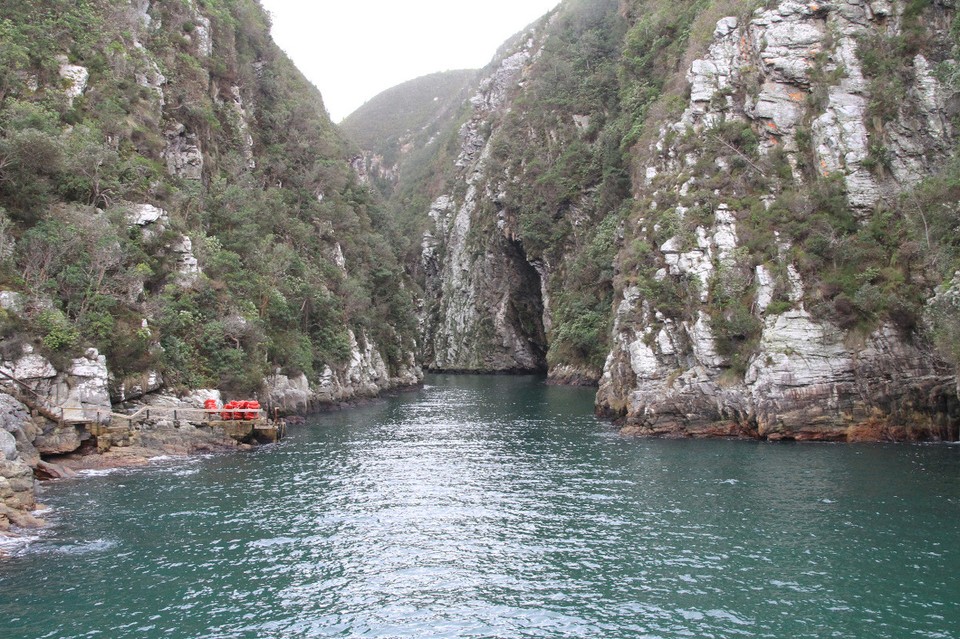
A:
[[597, 1, 959, 440], [420, 38, 550, 373]]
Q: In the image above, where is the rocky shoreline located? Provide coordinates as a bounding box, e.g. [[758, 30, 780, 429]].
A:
[[0, 393, 253, 544], [0, 376, 430, 547]]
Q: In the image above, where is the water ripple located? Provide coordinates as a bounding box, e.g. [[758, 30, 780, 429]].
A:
[[1, 375, 959, 639]]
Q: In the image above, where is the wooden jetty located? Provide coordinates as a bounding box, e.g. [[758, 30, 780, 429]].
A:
[[1, 371, 286, 450]]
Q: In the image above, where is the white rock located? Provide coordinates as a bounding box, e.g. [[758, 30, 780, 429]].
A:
[[126, 203, 167, 227], [745, 310, 852, 390], [58, 59, 88, 106], [629, 336, 660, 378], [4, 352, 57, 381], [67, 349, 111, 407], [264, 372, 311, 413], [755, 265, 775, 313], [0, 430, 17, 461], [164, 123, 204, 180], [689, 311, 726, 369], [0, 291, 24, 314], [180, 389, 222, 408], [172, 235, 201, 284]]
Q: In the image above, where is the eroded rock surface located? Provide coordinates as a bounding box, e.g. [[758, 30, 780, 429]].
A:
[[420, 35, 549, 373], [598, 1, 959, 440]]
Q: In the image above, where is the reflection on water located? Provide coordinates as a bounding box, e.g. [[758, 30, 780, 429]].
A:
[[1, 375, 958, 638]]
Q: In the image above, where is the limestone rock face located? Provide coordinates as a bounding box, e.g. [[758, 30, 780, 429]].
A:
[[0, 430, 17, 461], [164, 123, 204, 180], [263, 372, 311, 414], [0, 394, 39, 465], [0, 395, 39, 529], [68, 349, 111, 406], [421, 33, 549, 373], [263, 330, 422, 413], [0, 291, 24, 314], [57, 57, 88, 107], [172, 235, 201, 285], [0, 459, 37, 512], [129, 420, 238, 456], [130, 0, 153, 29], [32, 423, 85, 456], [1, 345, 113, 426], [599, 0, 959, 440], [226, 85, 255, 169], [126, 203, 169, 239]]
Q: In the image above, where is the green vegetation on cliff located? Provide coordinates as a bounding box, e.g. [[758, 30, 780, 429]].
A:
[[0, 0, 416, 394]]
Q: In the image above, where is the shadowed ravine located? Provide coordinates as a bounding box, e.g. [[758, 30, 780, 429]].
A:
[[1, 375, 958, 638]]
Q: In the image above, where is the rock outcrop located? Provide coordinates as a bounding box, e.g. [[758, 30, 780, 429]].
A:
[[164, 122, 204, 180], [420, 36, 550, 373], [597, 0, 959, 440], [0, 395, 41, 533], [263, 330, 422, 413], [1, 346, 112, 424]]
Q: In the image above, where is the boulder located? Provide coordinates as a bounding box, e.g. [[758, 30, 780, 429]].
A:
[[125, 203, 168, 228], [34, 460, 78, 481], [0, 430, 16, 461], [33, 424, 84, 456]]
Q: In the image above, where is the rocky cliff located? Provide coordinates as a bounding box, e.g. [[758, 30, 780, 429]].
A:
[[597, 0, 960, 440], [411, 0, 631, 382], [347, 0, 960, 438], [0, 0, 422, 431], [0, 395, 42, 534], [420, 36, 551, 373]]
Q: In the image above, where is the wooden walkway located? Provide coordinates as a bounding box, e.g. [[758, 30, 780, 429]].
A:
[[0, 371, 285, 444]]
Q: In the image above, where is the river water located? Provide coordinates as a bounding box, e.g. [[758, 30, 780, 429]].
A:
[[1, 374, 958, 638]]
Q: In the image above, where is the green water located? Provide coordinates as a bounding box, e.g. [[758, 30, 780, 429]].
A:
[[1, 374, 959, 638]]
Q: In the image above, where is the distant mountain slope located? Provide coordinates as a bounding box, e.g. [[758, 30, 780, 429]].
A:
[[340, 70, 477, 199], [342, 69, 476, 154]]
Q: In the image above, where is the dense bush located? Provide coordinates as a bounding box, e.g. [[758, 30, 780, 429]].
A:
[[0, 0, 419, 395]]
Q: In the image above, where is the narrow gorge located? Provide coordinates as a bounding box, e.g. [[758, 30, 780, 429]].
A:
[[361, 0, 960, 440], [3, 0, 960, 536]]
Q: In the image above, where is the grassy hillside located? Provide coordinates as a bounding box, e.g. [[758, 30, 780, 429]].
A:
[[341, 69, 476, 153]]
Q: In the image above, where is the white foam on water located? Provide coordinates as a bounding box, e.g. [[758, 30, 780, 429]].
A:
[[250, 536, 299, 549], [0, 532, 43, 556], [51, 538, 118, 555], [78, 468, 124, 477]]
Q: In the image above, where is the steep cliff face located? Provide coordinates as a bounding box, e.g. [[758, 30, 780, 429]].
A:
[[598, 0, 960, 440], [415, 0, 632, 381], [0, 395, 42, 533], [420, 38, 550, 373], [348, 0, 960, 437], [0, 0, 421, 422]]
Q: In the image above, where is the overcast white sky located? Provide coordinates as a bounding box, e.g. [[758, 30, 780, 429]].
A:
[[259, 0, 561, 122]]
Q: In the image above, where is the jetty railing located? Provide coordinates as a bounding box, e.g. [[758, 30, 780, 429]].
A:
[[105, 406, 263, 426], [1, 370, 270, 427]]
